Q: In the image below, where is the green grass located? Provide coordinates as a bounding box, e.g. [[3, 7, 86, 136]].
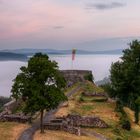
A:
[[83, 82, 104, 93], [81, 105, 94, 111], [79, 95, 108, 103], [112, 127, 140, 140], [65, 82, 81, 95], [68, 81, 140, 140], [70, 103, 95, 116]]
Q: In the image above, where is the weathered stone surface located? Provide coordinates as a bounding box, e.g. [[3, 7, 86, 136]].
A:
[[60, 70, 92, 87], [66, 115, 108, 128], [0, 114, 31, 123], [43, 114, 108, 136], [82, 92, 107, 97], [3, 99, 22, 112], [0, 111, 8, 119], [60, 102, 69, 107], [44, 121, 81, 136]]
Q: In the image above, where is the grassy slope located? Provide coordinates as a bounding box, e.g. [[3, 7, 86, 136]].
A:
[[0, 81, 140, 140], [0, 122, 29, 140], [55, 81, 140, 140]]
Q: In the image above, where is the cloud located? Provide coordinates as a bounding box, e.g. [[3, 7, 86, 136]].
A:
[[86, 2, 125, 10], [53, 26, 64, 29]]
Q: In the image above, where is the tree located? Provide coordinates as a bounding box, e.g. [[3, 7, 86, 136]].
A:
[[110, 40, 140, 123], [11, 53, 67, 133], [84, 73, 94, 83]]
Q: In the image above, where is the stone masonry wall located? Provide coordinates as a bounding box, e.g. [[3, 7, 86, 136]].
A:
[[43, 114, 108, 136], [60, 70, 92, 87]]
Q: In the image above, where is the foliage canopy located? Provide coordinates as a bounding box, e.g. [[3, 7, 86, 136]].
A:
[[110, 40, 140, 123], [11, 53, 67, 132]]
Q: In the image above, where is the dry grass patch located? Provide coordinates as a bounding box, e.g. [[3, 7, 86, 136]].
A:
[[124, 107, 140, 131], [34, 130, 98, 140], [71, 101, 119, 125], [55, 100, 76, 117], [0, 122, 30, 140]]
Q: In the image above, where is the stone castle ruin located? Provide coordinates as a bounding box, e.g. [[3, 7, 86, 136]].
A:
[[0, 70, 94, 125], [60, 70, 93, 87], [44, 114, 108, 136]]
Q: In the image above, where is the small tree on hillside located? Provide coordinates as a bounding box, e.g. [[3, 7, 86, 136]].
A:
[[11, 53, 67, 133], [110, 40, 140, 123]]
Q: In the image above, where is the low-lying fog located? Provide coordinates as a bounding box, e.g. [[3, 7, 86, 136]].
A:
[[0, 55, 121, 97]]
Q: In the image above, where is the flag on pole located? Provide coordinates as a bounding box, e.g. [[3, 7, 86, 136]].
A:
[[72, 49, 76, 61]]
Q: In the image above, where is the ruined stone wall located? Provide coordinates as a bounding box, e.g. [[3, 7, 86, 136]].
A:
[[60, 70, 92, 87], [66, 115, 108, 128], [0, 114, 31, 123], [3, 99, 22, 113], [43, 114, 108, 136]]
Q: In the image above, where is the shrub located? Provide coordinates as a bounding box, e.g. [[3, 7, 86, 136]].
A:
[[92, 98, 108, 102], [115, 100, 124, 112], [115, 100, 131, 131], [79, 96, 84, 102], [116, 138, 123, 140], [84, 74, 94, 82], [120, 118, 131, 131]]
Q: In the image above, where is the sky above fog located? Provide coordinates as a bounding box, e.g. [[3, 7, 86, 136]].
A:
[[0, 0, 140, 51]]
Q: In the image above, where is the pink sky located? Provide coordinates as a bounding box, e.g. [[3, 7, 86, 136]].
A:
[[0, 0, 140, 50]]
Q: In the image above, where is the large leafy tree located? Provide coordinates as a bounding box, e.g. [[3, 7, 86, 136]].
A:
[[110, 40, 140, 123], [11, 53, 67, 133]]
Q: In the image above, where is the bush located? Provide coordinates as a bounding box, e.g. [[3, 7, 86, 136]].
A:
[[92, 98, 108, 102], [115, 100, 124, 112], [113, 127, 121, 135], [79, 96, 84, 102], [120, 119, 131, 131], [84, 74, 94, 82], [115, 100, 131, 131], [116, 138, 123, 140]]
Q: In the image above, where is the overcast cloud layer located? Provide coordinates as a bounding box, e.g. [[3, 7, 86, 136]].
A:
[[0, 0, 140, 51]]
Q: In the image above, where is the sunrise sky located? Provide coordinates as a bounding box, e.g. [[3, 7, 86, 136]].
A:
[[0, 0, 140, 51]]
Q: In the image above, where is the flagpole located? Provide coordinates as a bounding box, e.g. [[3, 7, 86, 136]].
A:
[[71, 49, 76, 70]]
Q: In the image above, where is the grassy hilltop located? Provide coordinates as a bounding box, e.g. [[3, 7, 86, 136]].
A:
[[0, 81, 140, 140]]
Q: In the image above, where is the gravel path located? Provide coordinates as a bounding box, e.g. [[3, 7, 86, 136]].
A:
[[18, 85, 82, 140]]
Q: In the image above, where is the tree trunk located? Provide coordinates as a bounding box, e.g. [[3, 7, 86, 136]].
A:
[[40, 109, 44, 133]]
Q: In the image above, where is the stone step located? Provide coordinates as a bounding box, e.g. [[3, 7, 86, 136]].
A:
[[50, 119, 63, 123]]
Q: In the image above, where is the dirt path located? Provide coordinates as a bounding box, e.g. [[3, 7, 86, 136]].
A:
[[81, 129, 110, 140], [18, 85, 82, 140]]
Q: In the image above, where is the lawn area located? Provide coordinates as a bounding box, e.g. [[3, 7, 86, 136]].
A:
[[0, 122, 30, 140]]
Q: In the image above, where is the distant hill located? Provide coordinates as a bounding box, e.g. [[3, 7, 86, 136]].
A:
[[95, 77, 110, 85], [1, 49, 123, 56], [0, 49, 122, 61], [0, 52, 27, 61]]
